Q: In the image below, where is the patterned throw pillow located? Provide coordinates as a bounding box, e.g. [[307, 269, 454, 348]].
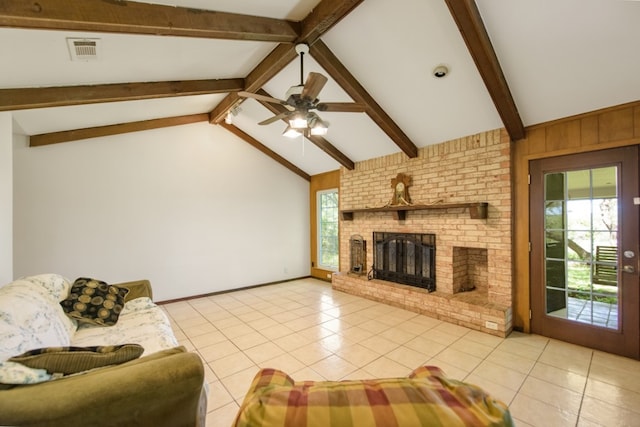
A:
[[60, 278, 129, 326], [9, 344, 144, 375]]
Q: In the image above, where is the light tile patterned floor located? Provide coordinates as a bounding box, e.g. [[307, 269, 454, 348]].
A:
[[160, 278, 640, 427]]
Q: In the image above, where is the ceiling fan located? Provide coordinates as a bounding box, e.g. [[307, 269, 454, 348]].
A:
[[238, 43, 365, 137]]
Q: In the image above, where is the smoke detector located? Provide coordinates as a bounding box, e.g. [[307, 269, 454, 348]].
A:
[[432, 64, 449, 78], [66, 38, 101, 61]]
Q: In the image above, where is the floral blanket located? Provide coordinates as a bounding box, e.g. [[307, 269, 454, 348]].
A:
[[0, 274, 178, 385]]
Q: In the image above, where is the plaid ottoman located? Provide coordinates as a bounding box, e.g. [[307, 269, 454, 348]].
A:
[[233, 366, 513, 427]]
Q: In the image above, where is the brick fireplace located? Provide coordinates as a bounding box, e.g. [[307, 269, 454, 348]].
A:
[[332, 129, 513, 337]]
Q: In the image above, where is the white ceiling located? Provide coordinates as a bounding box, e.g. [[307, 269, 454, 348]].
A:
[[4, 0, 640, 176]]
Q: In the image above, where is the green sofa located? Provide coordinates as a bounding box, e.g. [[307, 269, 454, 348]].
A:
[[0, 274, 207, 427]]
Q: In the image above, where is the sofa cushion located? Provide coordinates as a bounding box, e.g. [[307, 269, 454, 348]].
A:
[[60, 278, 129, 327], [9, 344, 144, 375], [0, 276, 75, 363]]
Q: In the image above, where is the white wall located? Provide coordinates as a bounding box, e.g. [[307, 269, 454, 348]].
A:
[[13, 122, 310, 301], [0, 113, 12, 285]]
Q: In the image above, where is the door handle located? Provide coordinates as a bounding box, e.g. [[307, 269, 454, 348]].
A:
[[622, 265, 635, 274]]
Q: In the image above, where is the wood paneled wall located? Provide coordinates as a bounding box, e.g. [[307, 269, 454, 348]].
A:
[[513, 101, 640, 332], [310, 170, 340, 281]]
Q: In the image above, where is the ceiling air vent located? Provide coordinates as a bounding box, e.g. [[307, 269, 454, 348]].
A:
[[66, 38, 101, 61]]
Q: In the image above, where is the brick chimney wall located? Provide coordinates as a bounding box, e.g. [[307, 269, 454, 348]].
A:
[[333, 129, 513, 336]]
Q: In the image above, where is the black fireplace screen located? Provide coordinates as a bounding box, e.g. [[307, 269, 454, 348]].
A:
[[372, 232, 436, 291]]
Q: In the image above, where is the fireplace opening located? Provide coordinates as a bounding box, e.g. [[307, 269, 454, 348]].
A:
[[372, 232, 436, 291], [452, 246, 488, 293]]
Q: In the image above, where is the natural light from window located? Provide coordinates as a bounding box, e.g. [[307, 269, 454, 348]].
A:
[[317, 189, 339, 271]]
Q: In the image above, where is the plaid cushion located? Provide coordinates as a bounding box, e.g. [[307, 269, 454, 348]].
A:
[[233, 367, 513, 427]]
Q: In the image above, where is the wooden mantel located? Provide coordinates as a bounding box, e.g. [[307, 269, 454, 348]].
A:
[[340, 202, 488, 221]]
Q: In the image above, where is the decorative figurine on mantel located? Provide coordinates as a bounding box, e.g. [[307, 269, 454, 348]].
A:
[[387, 173, 412, 206]]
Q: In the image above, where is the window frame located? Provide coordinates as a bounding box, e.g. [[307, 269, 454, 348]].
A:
[[316, 188, 339, 271]]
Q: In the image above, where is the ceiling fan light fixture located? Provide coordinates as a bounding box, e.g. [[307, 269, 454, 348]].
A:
[[283, 125, 302, 138], [238, 43, 358, 140], [289, 114, 308, 129], [310, 126, 328, 136], [310, 117, 329, 136]]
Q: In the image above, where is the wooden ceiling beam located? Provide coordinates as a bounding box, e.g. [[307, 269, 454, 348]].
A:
[[297, 0, 364, 45], [309, 40, 418, 158], [9, 0, 369, 165], [0, 0, 299, 42], [305, 136, 355, 171], [220, 123, 311, 181], [210, 0, 365, 124], [209, 44, 297, 124], [30, 113, 209, 147], [0, 78, 244, 111], [444, 0, 525, 141], [256, 89, 355, 170]]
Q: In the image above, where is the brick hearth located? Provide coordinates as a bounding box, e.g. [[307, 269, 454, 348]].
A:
[[332, 129, 513, 337]]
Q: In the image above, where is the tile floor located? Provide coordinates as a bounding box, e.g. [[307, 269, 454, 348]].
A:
[[161, 278, 640, 427]]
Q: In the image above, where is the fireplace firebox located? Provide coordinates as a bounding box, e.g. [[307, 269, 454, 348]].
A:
[[372, 232, 436, 291]]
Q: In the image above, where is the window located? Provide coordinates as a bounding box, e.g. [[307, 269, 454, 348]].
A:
[[543, 166, 619, 329], [317, 189, 339, 271]]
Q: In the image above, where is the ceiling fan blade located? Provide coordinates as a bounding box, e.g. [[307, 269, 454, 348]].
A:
[[301, 72, 328, 101], [316, 102, 366, 113], [258, 112, 291, 126], [238, 91, 287, 105]]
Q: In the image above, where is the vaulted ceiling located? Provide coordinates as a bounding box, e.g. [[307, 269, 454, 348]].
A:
[[2, 0, 640, 179]]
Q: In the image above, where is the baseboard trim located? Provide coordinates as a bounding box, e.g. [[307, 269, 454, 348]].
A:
[[157, 276, 312, 305]]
